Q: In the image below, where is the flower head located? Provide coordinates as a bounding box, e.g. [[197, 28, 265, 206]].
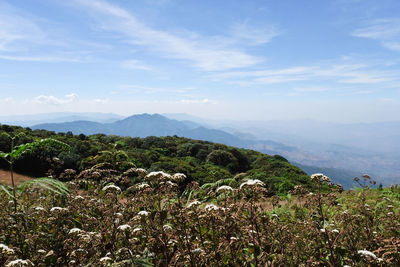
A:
[[358, 250, 377, 259], [68, 228, 83, 235], [6, 259, 34, 267], [117, 224, 131, 231], [102, 184, 122, 194], [172, 173, 186, 183], [216, 185, 234, 193], [187, 200, 201, 209], [0, 243, 15, 255], [239, 179, 265, 189], [138, 210, 149, 216], [204, 204, 219, 211]]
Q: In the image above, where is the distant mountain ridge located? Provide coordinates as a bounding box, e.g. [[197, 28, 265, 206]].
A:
[[0, 112, 124, 126], [30, 113, 379, 188]]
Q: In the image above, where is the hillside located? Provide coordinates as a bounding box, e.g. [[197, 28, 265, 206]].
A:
[[0, 124, 313, 195], [31, 113, 362, 187]]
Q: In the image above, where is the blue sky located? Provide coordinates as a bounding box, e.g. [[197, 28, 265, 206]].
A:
[[0, 0, 400, 122]]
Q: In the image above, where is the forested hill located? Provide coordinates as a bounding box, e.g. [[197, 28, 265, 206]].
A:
[[0, 124, 313, 195]]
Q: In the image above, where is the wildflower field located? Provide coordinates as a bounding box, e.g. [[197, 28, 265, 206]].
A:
[[1, 167, 399, 266], [0, 125, 399, 266]]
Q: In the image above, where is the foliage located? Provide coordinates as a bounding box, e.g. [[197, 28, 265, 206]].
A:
[[0, 170, 398, 266], [0, 124, 314, 194]]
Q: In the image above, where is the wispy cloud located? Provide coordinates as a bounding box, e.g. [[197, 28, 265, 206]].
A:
[[0, 4, 45, 52], [72, 0, 272, 71], [120, 60, 152, 71], [0, 55, 83, 63], [352, 19, 400, 52], [33, 94, 79, 105], [116, 84, 195, 94], [0, 2, 102, 63], [210, 60, 400, 87], [230, 21, 279, 46], [179, 98, 217, 104]]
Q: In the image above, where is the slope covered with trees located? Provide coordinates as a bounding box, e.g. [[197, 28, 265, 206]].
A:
[[0, 124, 312, 195]]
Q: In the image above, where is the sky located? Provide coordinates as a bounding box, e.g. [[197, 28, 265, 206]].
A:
[[0, 0, 400, 122]]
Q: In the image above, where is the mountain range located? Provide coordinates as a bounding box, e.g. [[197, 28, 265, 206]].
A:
[[27, 113, 367, 188]]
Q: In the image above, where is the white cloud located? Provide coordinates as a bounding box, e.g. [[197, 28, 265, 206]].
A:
[[0, 4, 45, 52], [179, 98, 217, 104], [0, 55, 82, 62], [116, 84, 193, 94], [33, 94, 79, 105], [210, 60, 400, 87], [352, 19, 400, 51], [120, 60, 152, 71], [72, 0, 268, 71], [230, 21, 279, 46], [292, 86, 331, 92]]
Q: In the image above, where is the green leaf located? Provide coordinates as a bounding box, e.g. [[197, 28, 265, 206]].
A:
[[18, 177, 69, 196], [10, 138, 71, 159], [0, 184, 14, 199]]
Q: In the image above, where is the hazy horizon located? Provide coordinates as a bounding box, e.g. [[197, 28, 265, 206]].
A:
[[1, 0, 400, 123]]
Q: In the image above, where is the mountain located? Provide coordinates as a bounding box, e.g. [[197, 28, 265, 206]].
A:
[[31, 113, 378, 188], [0, 112, 124, 126], [293, 163, 363, 189], [32, 113, 289, 150]]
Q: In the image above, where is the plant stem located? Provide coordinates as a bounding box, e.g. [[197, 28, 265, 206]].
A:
[[10, 138, 17, 213]]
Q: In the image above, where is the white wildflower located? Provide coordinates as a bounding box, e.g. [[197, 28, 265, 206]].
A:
[[145, 171, 172, 181], [136, 183, 150, 190], [138, 210, 149, 216], [102, 184, 121, 193], [68, 228, 83, 235], [172, 173, 186, 182], [161, 180, 177, 187], [204, 204, 219, 211], [191, 248, 204, 254], [320, 228, 326, 233], [187, 200, 201, 209], [163, 225, 172, 231], [99, 256, 112, 262], [0, 243, 15, 255], [358, 250, 377, 259], [50, 207, 68, 213], [332, 229, 339, 234], [216, 185, 233, 193], [249, 230, 257, 234], [5, 259, 33, 266], [310, 173, 323, 180], [79, 234, 91, 243], [239, 179, 265, 189], [168, 239, 178, 245], [117, 224, 131, 231]]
